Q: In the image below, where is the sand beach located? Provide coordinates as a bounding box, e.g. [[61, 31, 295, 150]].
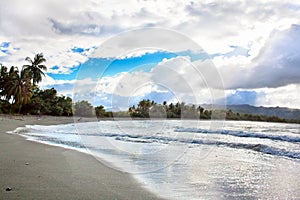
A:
[[0, 115, 163, 200]]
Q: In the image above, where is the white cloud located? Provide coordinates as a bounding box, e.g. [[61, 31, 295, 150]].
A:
[[255, 84, 300, 109], [39, 74, 77, 88], [95, 71, 152, 97], [117, 49, 162, 60], [40, 51, 300, 109], [149, 56, 226, 105], [1, 0, 300, 73], [212, 55, 251, 69], [73, 56, 224, 106], [0, 51, 6, 57], [91, 28, 204, 59], [39, 74, 57, 87], [42, 56, 224, 107], [216, 25, 300, 89], [1, 0, 300, 108]]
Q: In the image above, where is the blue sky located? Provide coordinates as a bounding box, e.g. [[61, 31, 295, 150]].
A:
[[48, 51, 178, 80], [1, 0, 300, 109]]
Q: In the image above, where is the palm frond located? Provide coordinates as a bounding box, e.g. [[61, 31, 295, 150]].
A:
[[25, 57, 33, 64]]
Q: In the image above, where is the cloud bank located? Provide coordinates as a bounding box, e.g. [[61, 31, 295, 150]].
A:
[[1, 0, 300, 108]]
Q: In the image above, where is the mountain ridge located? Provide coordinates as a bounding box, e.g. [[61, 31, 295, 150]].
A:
[[201, 104, 300, 120]]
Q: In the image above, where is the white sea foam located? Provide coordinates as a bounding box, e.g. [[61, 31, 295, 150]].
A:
[[10, 120, 300, 199]]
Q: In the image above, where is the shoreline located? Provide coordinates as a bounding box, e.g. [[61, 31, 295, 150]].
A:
[[0, 115, 164, 200]]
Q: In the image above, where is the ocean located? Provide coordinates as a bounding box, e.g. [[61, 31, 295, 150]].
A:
[[11, 119, 300, 199]]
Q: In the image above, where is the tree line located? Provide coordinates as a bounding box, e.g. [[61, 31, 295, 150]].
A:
[[127, 99, 299, 123], [0, 53, 73, 115], [0, 54, 299, 123], [91, 99, 299, 123], [0, 54, 108, 116], [128, 99, 211, 119]]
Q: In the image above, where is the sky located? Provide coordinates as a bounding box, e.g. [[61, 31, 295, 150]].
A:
[[0, 0, 300, 110]]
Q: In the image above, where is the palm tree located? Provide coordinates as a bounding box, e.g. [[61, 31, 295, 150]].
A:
[[0, 64, 9, 99], [137, 99, 152, 118], [5, 66, 32, 113], [23, 53, 47, 85], [2, 66, 18, 102]]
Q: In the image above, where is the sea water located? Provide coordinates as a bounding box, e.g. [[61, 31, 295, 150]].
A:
[[10, 120, 300, 199]]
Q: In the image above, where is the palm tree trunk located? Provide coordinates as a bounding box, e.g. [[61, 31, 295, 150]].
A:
[[18, 104, 22, 114]]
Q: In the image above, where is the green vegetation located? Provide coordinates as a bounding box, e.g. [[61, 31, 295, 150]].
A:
[[95, 105, 112, 118], [0, 54, 72, 115], [224, 109, 298, 123], [128, 99, 206, 119], [74, 100, 94, 117], [24, 88, 72, 116], [23, 53, 47, 86], [96, 99, 300, 123]]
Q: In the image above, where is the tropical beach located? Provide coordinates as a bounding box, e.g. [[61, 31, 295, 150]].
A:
[[2, 115, 300, 199], [1, 0, 300, 199], [0, 115, 163, 200]]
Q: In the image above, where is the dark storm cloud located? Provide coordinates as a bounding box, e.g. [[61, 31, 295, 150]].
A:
[[222, 24, 300, 89]]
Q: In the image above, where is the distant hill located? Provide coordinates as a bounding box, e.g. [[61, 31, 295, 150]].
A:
[[202, 104, 300, 120]]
